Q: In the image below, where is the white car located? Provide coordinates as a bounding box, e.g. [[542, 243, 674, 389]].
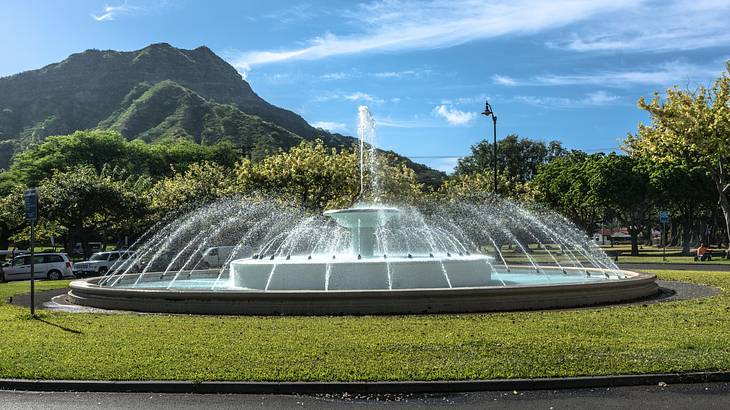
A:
[[73, 251, 138, 277], [200, 245, 253, 268], [0, 253, 74, 281]]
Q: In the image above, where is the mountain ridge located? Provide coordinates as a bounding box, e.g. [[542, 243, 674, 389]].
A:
[[0, 43, 445, 186]]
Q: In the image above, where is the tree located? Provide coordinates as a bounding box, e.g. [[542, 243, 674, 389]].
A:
[[589, 154, 654, 256], [236, 142, 360, 211], [235, 141, 424, 211], [150, 161, 236, 215], [437, 170, 521, 202], [0, 130, 239, 193], [40, 166, 151, 257], [456, 135, 566, 183], [647, 161, 716, 255], [0, 185, 27, 250], [530, 151, 603, 234], [625, 62, 730, 256]]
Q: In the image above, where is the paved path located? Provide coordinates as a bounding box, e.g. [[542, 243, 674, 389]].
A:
[[2, 382, 729, 409]]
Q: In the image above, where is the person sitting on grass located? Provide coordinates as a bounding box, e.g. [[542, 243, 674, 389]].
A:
[[694, 243, 712, 262]]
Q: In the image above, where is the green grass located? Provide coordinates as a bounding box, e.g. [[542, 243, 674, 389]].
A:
[[0, 270, 729, 381]]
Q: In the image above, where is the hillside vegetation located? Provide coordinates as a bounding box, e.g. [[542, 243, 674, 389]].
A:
[[0, 43, 444, 186]]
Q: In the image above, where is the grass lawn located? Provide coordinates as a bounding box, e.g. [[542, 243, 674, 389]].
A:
[[0, 270, 728, 382]]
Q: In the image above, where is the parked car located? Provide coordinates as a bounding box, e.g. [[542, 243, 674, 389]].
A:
[[72, 242, 103, 255], [0, 253, 74, 281], [200, 245, 253, 268], [0, 249, 28, 261], [73, 251, 138, 277]]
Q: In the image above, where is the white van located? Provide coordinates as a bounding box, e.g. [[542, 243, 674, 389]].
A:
[[73, 251, 138, 276], [1, 253, 74, 281], [201, 245, 253, 268], [73, 242, 103, 255]]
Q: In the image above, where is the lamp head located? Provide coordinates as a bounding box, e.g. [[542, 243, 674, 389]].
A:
[[481, 100, 493, 117]]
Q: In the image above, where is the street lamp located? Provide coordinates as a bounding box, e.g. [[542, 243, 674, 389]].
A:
[[481, 100, 497, 194]]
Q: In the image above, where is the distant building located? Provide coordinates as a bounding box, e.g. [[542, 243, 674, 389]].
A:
[[592, 228, 632, 245]]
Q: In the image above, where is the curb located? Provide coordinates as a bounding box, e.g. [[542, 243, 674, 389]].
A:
[[2, 372, 729, 394]]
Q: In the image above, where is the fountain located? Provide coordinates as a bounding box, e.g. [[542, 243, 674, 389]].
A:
[[66, 107, 658, 315]]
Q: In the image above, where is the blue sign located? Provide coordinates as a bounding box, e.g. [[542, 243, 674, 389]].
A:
[[23, 188, 38, 221], [659, 211, 669, 224]]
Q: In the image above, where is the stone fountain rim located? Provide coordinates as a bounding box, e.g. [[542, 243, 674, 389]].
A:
[[64, 268, 659, 315], [71, 268, 651, 295]]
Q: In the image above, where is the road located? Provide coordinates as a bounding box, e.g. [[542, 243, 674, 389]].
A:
[[2, 382, 730, 409]]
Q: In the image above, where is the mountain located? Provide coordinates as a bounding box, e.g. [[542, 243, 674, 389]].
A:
[[0, 43, 445, 185]]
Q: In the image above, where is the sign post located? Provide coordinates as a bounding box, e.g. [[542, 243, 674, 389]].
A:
[[23, 188, 38, 317], [659, 211, 670, 262]]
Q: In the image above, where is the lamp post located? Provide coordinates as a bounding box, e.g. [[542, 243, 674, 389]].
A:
[[481, 100, 498, 194]]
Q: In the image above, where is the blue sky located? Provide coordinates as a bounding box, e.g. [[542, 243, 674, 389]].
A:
[[2, 0, 729, 172]]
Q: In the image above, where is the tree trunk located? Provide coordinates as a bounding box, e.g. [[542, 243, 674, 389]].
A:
[[681, 219, 692, 256], [0, 232, 9, 252], [629, 229, 640, 256], [721, 200, 730, 258], [712, 162, 730, 258]]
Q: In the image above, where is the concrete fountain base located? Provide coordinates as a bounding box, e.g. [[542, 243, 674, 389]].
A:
[[230, 255, 493, 290], [66, 268, 658, 315]]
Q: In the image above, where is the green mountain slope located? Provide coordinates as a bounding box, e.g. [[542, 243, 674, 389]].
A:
[[0, 43, 445, 185], [97, 80, 302, 160]]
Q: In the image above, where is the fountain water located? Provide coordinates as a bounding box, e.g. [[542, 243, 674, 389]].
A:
[[66, 107, 658, 315]]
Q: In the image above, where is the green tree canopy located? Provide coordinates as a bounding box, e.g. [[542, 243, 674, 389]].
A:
[[456, 135, 566, 181], [589, 154, 655, 256], [40, 165, 151, 257], [437, 170, 521, 202], [0, 130, 239, 192], [236, 141, 423, 211], [646, 161, 716, 254], [150, 161, 236, 215], [530, 151, 602, 234], [0, 185, 27, 251], [625, 62, 730, 254]]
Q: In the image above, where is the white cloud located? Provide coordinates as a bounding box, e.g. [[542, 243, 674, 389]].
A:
[[320, 72, 349, 80], [312, 121, 348, 133], [312, 91, 388, 104], [548, 1, 730, 52], [514, 91, 620, 108], [91, 3, 145, 21], [344, 92, 383, 103], [493, 61, 726, 88], [259, 4, 317, 24], [319, 69, 430, 80], [234, 0, 631, 68], [433, 105, 476, 126], [493, 75, 517, 86], [374, 70, 418, 78], [440, 93, 489, 105], [376, 117, 438, 128]]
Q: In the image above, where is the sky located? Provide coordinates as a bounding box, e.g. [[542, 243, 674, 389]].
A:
[[2, 0, 729, 173]]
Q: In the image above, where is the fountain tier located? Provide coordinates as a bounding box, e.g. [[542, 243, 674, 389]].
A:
[[230, 206, 492, 290], [230, 254, 492, 290], [323, 207, 400, 257]]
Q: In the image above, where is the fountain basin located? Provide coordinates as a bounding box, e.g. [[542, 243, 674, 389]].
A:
[[230, 254, 493, 290], [66, 268, 659, 315]]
